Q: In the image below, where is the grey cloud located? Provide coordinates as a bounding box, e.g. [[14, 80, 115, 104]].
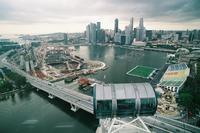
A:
[[105, 0, 200, 22], [0, 0, 200, 24]]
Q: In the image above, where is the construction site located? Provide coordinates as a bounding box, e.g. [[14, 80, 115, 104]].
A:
[[9, 44, 106, 94]]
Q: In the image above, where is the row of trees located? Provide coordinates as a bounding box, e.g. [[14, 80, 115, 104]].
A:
[[0, 80, 13, 93], [0, 68, 27, 93], [178, 60, 200, 113]]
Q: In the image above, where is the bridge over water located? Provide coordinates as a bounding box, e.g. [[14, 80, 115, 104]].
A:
[[1, 51, 200, 133]]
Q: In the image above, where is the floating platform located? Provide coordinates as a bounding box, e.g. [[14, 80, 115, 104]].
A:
[[126, 65, 156, 78]]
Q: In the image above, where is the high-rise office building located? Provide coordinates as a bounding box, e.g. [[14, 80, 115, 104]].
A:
[[129, 17, 134, 43], [90, 23, 97, 44], [114, 32, 121, 44], [97, 22, 101, 31], [86, 24, 90, 43], [139, 18, 144, 28], [176, 31, 182, 40], [125, 26, 131, 45], [114, 17, 134, 45], [114, 18, 119, 33], [130, 17, 134, 31], [125, 35, 131, 45], [134, 28, 137, 38], [63, 33, 68, 45], [97, 29, 105, 43], [136, 18, 146, 41], [121, 35, 126, 45], [86, 22, 104, 44], [146, 30, 153, 41], [193, 30, 199, 40], [96, 22, 105, 43]]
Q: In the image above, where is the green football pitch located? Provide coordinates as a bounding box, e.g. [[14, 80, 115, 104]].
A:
[[126, 65, 155, 78]]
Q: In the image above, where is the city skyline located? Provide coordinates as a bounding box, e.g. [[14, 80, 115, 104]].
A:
[[0, 1, 200, 132], [0, 0, 200, 34]]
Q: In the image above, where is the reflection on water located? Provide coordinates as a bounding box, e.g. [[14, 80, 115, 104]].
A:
[[0, 89, 98, 133], [0, 89, 31, 103], [73, 45, 167, 84], [21, 119, 39, 125], [0, 45, 167, 133]]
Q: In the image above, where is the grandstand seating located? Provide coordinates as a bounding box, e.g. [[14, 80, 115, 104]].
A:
[[159, 63, 190, 93]]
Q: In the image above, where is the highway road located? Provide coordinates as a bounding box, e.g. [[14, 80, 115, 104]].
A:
[[1, 51, 200, 133], [1, 53, 94, 114]]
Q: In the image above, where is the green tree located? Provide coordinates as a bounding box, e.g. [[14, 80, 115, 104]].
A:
[[179, 92, 193, 109]]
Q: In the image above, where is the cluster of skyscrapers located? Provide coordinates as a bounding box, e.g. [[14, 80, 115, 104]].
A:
[[86, 17, 147, 45], [85, 18, 200, 45], [114, 17, 147, 45], [86, 22, 105, 44], [114, 18, 132, 45]]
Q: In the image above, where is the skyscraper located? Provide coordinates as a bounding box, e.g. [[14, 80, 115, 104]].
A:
[[129, 17, 134, 44], [146, 30, 152, 41], [97, 22, 101, 31], [96, 22, 105, 43], [125, 26, 131, 45], [130, 17, 134, 31], [86, 24, 90, 43], [97, 29, 105, 43], [136, 18, 146, 41], [114, 18, 119, 33], [121, 35, 126, 45], [139, 18, 144, 28], [90, 23, 97, 44], [114, 32, 121, 44], [193, 29, 198, 40], [63, 33, 68, 45]]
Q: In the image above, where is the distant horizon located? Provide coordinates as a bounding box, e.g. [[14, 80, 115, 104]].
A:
[[1, 25, 200, 36], [0, 0, 200, 34]]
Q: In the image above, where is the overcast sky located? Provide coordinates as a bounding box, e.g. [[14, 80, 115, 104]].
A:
[[0, 0, 200, 34]]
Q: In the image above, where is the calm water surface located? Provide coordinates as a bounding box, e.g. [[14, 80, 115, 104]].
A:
[[0, 45, 167, 133]]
